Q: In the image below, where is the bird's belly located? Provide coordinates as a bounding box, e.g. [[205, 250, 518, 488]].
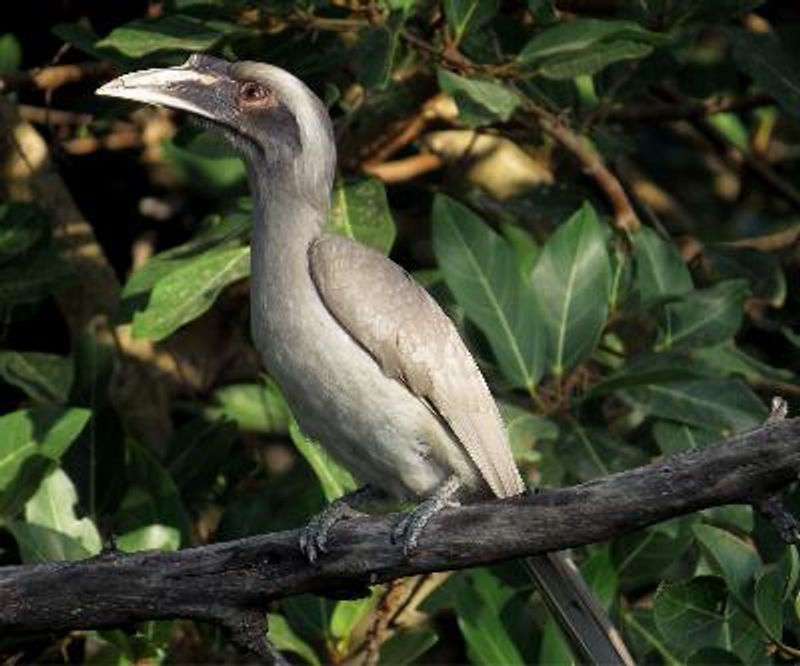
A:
[[255, 298, 462, 500]]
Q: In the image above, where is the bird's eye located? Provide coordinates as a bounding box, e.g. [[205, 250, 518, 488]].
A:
[[239, 81, 267, 103]]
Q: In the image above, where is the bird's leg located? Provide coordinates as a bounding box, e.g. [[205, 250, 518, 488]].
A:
[[392, 475, 461, 557], [300, 485, 382, 564]]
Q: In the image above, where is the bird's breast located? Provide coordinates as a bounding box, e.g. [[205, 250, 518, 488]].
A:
[[249, 239, 459, 500]]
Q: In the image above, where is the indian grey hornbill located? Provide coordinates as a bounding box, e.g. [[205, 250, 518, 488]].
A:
[[97, 54, 633, 665]]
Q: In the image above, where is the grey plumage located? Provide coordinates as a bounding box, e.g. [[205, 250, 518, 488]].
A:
[[97, 54, 633, 665]]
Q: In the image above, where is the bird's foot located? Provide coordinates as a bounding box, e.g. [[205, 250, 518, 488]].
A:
[[299, 486, 375, 564], [392, 476, 461, 558]]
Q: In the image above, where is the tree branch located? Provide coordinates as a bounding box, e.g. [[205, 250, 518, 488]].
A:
[[2, 419, 800, 653]]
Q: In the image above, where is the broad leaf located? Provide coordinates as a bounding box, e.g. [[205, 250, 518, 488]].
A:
[[652, 420, 716, 455], [753, 567, 783, 642], [23, 467, 101, 556], [0, 202, 47, 263], [531, 203, 611, 376], [0, 351, 73, 404], [654, 576, 727, 657], [633, 226, 692, 305], [132, 245, 250, 341], [289, 420, 356, 502], [379, 629, 438, 666], [330, 589, 380, 644], [268, 613, 321, 666], [656, 280, 749, 351], [694, 524, 760, 605], [117, 524, 180, 553], [7, 522, 93, 563], [612, 518, 696, 590], [444, 0, 498, 43], [622, 378, 766, 434], [97, 15, 246, 58], [432, 195, 544, 389], [205, 380, 291, 433], [116, 442, 192, 544], [454, 569, 525, 666], [0, 407, 90, 497], [328, 178, 396, 254], [518, 19, 666, 79], [438, 70, 521, 127], [730, 29, 800, 119], [499, 402, 556, 465], [355, 15, 404, 90]]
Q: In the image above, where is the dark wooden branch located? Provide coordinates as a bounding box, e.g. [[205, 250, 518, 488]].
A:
[[2, 419, 800, 653]]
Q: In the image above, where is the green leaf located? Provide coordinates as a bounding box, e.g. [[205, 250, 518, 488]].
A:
[[267, 613, 321, 666], [538, 620, 572, 665], [730, 29, 800, 119], [694, 524, 760, 605], [132, 245, 250, 341], [531, 203, 611, 376], [753, 567, 783, 642], [7, 521, 92, 563], [437, 70, 521, 127], [162, 128, 246, 194], [117, 525, 180, 553], [622, 378, 766, 434], [96, 15, 246, 58], [330, 590, 380, 642], [454, 569, 525, 666], [166, 418, 238, 500], [0, 243, 70, 306], [499, 402, 556, 465], [328, 178, 397, 254], [634, 226, 693, 305], [355, 15, 404, 90], [116, 442, 191, 544], [656, 281, 749, 351], [23, 467, 101, 556], [558, 424, 646, 481], [687, 648, 744, 665], [693, 341, 794, 386], [652, 420, 716, 455], [541, 41, 654, 80], [0, 33, 22, 73], [0, 351, 73, 404], [444, 0, 498, 43], [612, 518, 696, 590], [378, 629, 438, 665], [501, 224, 540, 279], [0, 407, 90, 494], [0, 202, 48, 263], [432, 195, 544, 389], [205, 380, 291, 433], [654, 576, 727, 657], [582, 548, 618, 609], [289, 420, 356, 502], [518, 19, 665, 79]]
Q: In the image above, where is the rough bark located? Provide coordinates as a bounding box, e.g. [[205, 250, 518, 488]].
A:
[[2, 418, 799, 654]]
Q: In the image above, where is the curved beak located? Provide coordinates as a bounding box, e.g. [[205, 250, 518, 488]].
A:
[[96, 54, 235, 120]]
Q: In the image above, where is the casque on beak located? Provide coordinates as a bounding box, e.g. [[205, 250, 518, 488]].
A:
[[96, 54, 236, 121]]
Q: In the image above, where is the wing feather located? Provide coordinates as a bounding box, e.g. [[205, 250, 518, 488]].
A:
[[309, 234, 524, 498]]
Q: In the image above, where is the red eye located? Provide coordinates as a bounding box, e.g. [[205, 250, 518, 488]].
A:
[[239, 81, 267, 103]]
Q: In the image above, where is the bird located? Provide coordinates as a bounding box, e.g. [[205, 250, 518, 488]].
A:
[[97, 54, 634, 665]]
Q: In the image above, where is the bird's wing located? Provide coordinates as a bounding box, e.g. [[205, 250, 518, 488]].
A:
[[308, 233, 524, 498]]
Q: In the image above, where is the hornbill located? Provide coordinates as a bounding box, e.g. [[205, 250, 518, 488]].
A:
[[98, 54, 633, 665]]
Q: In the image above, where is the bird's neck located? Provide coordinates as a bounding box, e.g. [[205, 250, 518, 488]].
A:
[[249, 162, 327, 252], [247, 161, 329, 338]]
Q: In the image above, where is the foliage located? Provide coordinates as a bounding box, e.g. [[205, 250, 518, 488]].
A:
[[2, 0, 800, 663]]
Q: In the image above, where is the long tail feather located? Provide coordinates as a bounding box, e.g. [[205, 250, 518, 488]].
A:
[[523, 553, 634, 665]]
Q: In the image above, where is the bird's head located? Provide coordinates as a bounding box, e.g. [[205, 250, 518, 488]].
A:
[[97, 54, 336, 211]]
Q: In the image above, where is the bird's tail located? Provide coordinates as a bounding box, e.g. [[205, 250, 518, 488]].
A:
[[523, 552, 634, 665]]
